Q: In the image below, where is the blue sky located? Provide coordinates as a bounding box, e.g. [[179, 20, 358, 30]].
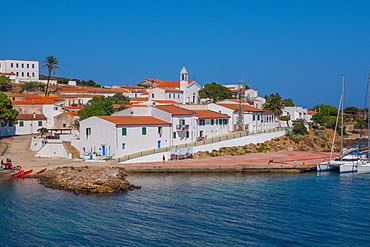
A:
[[1, 0, 369, 109]]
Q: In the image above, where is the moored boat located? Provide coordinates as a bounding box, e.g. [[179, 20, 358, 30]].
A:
[[10, 170, 24, 176], [36, 168, 47, 174], [15, 169, 33, 177]]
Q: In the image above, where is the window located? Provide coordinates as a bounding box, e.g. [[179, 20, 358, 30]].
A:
[[63, 124, 66, 127], [257, 115, 260, 121], [173, 132, 176, 138], [253, 115, 255, 121], [142, 127, 147, 135], [215, 119, 218, 125], [211, 119, 214, 125], [27, 72, 29, 77], [11, 63, 13, 68], [16, 72, 19, 76], [32, 64, 35, 68], [38, 121, 42, 126], [27, 64, 29, 68], [199, 119, 205, 126], [54, 107, 58, 110], [223, 119, 228, 125], [152, 94, 154, 98], [158, 127, 162, 134], [22, 72, 24, 77], [122, 143, 126, 149], [16, 63, 18, 68], [9, 122, 13, 127], [178, 94, 180, 99], [169, 94, 171, 98], [200, 130, 204, 137], [21, 64, 24, 68], [122, 127, 127, 135], [86, 128, 91, 136], [179, 119, 185, 125], [32, 73, 35, 77], [186, 131, 189, 138]]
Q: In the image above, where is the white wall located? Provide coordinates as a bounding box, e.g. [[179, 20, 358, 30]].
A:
[[35, 142, 69, 158], [119, 130, 285, 164], [42, 104, 64, 129], [16, 119, 47, 135], [0, 59, 39, 81]]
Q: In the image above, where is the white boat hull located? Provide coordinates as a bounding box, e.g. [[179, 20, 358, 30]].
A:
[[339, 163, 358, 173], [358, 164, 370, 174]]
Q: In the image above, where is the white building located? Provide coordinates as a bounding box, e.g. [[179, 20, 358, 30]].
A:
[[283, 106, 309, 121], [0, 59, 39, 83], [79, 116, 172, 158], [208, 103, 276, 133], [15, 113, 47, 135]]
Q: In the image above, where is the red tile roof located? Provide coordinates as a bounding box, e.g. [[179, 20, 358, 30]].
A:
[[98, 116, 171, 126], [16, 114, 47, 120], [58, 88, 87, 92], [0, 73, 15, 75], [12, 100, 55, 105], [193, 110, 230, 119], [64, 112, 78, 116], [58, 94, 102, 98], [84, 87, 130, 93], [144, 79, 194, 87], [307, 110, 318, 114], [64, 106, 84, 110], [155, 105, 195, 115], [129, 97, 148, 101], [23, 96, 61, 101]]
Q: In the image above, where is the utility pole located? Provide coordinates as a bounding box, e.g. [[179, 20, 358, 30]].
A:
[[236, 72, 245, 131]]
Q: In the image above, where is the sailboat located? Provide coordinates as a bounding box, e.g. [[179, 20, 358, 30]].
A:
[[317, 74, 364, 173], [357, 72, 370, 174]]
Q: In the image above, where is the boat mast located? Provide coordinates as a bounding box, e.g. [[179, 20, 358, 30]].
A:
[[341, 74, 345, 157], [368, 71, 370, 159]]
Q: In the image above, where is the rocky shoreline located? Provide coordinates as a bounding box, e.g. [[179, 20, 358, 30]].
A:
[[31, 166, 141, 194]]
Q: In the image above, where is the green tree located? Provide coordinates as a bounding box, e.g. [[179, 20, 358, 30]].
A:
[[42, 56, 60, 97], [137, 83, 150, 88], [21, 81, 45, 92], [0, 92, 18, 124], [311, 104, 338, 116], [78, 96, 114, 120], [344, 106, 359, 115], [0, 76, 11, 91], [37, 127, 48, 137], [282, 98, 295, 107], [198, 82, 232, 102], [262, 93, 284, 118], [108, 93, 131, 104], [292, 119, 308, 135]]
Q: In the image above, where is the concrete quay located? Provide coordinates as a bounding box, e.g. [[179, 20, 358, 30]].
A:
[[116, 151, 337, 173]]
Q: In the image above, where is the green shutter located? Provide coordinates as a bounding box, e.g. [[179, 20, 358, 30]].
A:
[[20, 121, 24, 127], [142, 127, 147, 135], [173, 132, 176, 138], [38, 121, 42, 126], [186, 131, 189, 138], [211, 119, 214, 125], [122, 128, 127, 135]]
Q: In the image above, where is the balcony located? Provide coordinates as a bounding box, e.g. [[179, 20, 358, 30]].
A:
[[176, 125, 189, 131]]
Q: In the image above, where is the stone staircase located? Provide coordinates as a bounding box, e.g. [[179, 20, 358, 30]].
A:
[[63, 141, 80, 159]]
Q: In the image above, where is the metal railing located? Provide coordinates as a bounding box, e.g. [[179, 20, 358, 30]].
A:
[[117, 127, 286, 162]]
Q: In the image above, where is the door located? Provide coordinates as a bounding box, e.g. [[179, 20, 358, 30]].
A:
[[101, 145, 106, 155], [157, 141, 161, 148]]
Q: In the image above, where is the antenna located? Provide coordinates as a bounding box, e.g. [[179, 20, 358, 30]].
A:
[[236, 72, 245, 131]]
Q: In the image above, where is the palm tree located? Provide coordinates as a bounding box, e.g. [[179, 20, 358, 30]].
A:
[[262, 93, 285, 118], [42, 56, 59, 97]]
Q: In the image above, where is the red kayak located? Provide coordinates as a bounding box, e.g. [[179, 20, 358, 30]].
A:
[[37, 168, 47, 174], [16, 169, 33, 177], [11, 170, 24, 176]]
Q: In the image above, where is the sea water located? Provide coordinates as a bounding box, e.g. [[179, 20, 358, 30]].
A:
[[1, 172, 370, 246]]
